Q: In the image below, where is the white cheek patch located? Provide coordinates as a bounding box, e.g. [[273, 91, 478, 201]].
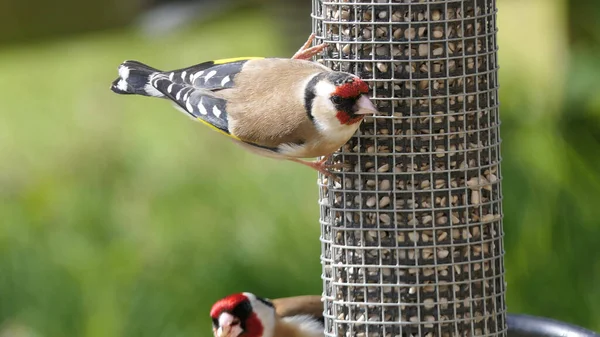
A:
[[219, 312, 235, 327], [314, 80, 336, 98], [312, 81, 337, 121], [310, 81, 340, 133]]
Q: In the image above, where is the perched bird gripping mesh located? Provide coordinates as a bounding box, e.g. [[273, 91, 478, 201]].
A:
[[313, 0, 506, 336]]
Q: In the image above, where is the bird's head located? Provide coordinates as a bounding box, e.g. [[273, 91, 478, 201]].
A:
[[306, 72, 378, 129], [210, 292, 276, 337]]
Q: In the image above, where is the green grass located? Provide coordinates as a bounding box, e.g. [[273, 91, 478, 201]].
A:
[[0, 4, 599, 337]]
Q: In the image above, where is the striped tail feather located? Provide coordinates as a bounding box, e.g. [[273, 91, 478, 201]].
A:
[[110, 60, 164, 97]]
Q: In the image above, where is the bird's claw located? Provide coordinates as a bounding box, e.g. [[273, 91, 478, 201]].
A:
[[292, 156, 348, 178], [291, 33, 327, 60]]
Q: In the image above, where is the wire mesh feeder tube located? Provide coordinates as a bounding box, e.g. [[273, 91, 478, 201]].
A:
[[313, 1, 505, 336]]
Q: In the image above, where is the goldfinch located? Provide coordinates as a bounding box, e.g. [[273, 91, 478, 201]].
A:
[[210, 292, 324, 337], [110, 34, 378, 176]]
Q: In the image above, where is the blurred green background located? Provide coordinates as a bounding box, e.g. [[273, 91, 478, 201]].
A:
[[0, 0, 599, 335]]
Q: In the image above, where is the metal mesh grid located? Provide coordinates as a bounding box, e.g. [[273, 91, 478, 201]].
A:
[[312, 1, 506, 336]]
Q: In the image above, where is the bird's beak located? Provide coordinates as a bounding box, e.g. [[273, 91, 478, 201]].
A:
[[354, 95, 378, 115], [216, 313, 243, 337]]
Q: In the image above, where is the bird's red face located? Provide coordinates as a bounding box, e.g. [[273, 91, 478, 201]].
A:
[[333, 77, 370, 100], [330, 76, 377, 125], [210, 293, 264, 337]]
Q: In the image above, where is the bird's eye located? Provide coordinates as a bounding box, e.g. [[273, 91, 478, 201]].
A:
[[331, 96, 342, 104], [212, 318, 219, 327]]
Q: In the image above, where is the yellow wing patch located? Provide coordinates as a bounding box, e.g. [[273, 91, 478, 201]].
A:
[[196, 118, 240, 140], [213, 57, 264, 65]]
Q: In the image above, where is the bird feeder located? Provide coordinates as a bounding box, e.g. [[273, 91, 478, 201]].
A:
[[313, 0, 505, 336]]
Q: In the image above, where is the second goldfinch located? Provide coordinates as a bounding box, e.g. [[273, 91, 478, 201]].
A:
[[110, 34, 378, 176], [210, 292, 324, 337]]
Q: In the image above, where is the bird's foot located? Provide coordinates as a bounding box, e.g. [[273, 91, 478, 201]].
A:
[[291, 33, 327, 60], [291, 156, 345, 178]]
